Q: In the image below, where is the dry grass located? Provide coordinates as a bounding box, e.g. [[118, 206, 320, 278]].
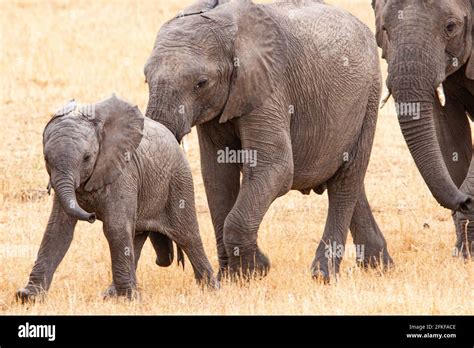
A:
[[0, 0, 473, 315]]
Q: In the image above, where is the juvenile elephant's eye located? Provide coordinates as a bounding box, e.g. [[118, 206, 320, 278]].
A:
[[194, 77, 208, 91], [83, 154, 91, 162], [445, 20, 457, 35]]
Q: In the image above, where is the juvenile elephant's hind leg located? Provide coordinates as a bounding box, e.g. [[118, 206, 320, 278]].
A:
[[171, 234, 217, 288], [149, 232, 174, 267], [350, 188, 393, 269], [311, 179, 359, 282], [312, 85, 380, 282]]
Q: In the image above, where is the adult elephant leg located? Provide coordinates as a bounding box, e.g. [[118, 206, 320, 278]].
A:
[[437, 99, 473, 259], [350, 187, 393, 269], [456, 161, 474, 258], [223, 117, 293, 279], [197, 120, 241, 278], [103, 231, 148, 298], [16, 196, 77, 303], [431, 95, 472, 258]]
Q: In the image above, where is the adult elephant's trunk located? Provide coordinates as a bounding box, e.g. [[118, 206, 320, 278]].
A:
[[387, 39, 472, 212], [52, 173, 96, 223]]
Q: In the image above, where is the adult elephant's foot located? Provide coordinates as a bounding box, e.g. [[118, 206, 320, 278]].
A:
[[453, 212, 474, 260], [227, 247, 270, 280], [16, 286, 45, 304]]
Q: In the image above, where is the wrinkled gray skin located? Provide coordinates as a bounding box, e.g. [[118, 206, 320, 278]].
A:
[[145, 0, 393, 281], [16, 96, 215, 302], [373, 0, 474, 258]]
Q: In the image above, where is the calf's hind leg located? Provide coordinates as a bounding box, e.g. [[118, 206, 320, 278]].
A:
[[149, 232, 174, 267]]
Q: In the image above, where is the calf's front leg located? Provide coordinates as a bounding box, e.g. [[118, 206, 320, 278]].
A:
[[16, 196, 77, 303], [102, 202, 138, 299]]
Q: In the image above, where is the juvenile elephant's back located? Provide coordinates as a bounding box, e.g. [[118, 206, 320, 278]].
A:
[[143, 117, 179, 148], [137, 118, 184, 167], [267, 1, 379, 69]]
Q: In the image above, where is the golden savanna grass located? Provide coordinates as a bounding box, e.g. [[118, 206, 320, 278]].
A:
[[0, 0, 473, 315]]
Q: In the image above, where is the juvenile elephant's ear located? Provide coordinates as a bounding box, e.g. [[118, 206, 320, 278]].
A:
[[372, 0, 388, 59], [218, 1, 289, 123], [176, 0, 229, 17], [465, 1, 474, 79], [84, 95, 144, 192]]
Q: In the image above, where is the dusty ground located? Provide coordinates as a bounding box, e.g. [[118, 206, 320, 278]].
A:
[[0, 0, 472, 314]]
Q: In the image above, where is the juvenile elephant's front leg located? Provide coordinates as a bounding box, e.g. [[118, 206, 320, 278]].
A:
[[197, 123, 241, 278], [17, 197, 77, 303], [223, 123, 293, 279], [102, 206, 138, 299], [102, 232, 148, 299]]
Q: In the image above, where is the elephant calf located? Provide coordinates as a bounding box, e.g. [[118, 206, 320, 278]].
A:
[[17, 95, 215, 302]]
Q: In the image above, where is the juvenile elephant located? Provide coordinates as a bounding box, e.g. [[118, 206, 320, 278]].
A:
[[372, 0, 474, 258], [17, 96, 215, 302], [144, 0, 393, 281]]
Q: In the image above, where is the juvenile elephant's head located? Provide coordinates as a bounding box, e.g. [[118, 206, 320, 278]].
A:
[[144, 0, 288, 142], [373, 0, 474, 212], [43, 96, 144, 222]]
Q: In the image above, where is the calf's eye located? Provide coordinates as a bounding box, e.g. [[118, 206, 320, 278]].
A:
[[194, 77, 208, 90]]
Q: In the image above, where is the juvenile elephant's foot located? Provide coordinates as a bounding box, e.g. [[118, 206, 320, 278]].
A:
[[102, 284, 117, 299], [311, 269, 331, 284], [102, 283, 139, 300], [310, 260, 332, 284], [217, 265, 229, 281], [227, 247, 270, 280], [196, 275, 220, 290], [311, 242, 341, 284], [216, 256, 229, 281], [16, 286, 45, 304], [357, 246, 394, 271]]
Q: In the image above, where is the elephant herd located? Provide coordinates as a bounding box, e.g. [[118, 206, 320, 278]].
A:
[[16, 0, 474, 302]]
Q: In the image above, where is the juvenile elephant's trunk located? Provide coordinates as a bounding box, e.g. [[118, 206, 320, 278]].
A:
[[387, 37, 472, 213], [145, 84, 190, 143], [53, 174, 96, 223]]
